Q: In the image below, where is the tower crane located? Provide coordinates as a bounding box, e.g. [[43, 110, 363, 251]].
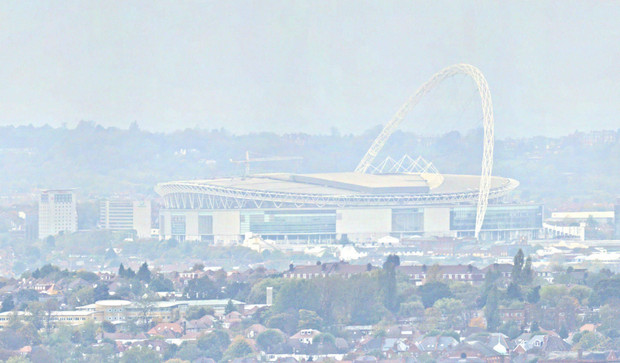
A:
[[230, 151, 303, 176]]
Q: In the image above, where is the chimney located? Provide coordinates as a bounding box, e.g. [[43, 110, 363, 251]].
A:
[[266, 286, 273, 306]]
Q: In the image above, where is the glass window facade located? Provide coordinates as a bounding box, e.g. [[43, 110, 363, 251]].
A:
[[159, 215, 165, 235], [450, 205, 543, 231], [198, 215, 213, 235], [392, 208, 424, 233], [240, 210, 336, 235], [171, 215, 186, 235], [54, 194, 73, 203]]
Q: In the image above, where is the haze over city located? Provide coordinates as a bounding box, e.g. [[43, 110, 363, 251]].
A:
[[1, 1, 619, 136], [0, 2, 620, 363]]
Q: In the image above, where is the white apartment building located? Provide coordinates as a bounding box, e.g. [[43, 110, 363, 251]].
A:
[[38, 189, 78, 238], [99, 199, 152, 239]]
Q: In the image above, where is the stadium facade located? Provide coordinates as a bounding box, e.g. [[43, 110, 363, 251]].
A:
[[155, 64, 544, 244], [155, 172, 542, 243]]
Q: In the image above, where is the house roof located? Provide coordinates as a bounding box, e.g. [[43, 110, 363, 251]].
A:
[[148, 323, 183, 336], [245, 324, 267, 334], [397, 265, 483, 275], [287, 262, 372, 276], [290, 329, 320, 340], [416, 336, 458, 351], [482, 263, 513, 273], [542, 336, 571, 352]]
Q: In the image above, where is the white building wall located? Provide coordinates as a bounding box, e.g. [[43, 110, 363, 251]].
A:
[[99, 200, 133, 230], [159, 210, 241, 243], [159, 210, 171, 239], [132, 201, 152, 239], [336, 208, 392, 242], [38, 190, 78, 238], [423, 207, 454, 237], [184, 211, 200, 241], [213, 211, 241, 244]]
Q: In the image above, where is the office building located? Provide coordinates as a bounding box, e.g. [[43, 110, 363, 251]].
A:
[[38, 189, 78, 238], [99, 199, 152, 239]]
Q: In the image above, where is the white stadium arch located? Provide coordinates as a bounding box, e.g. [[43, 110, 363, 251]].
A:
[[355, 64, 495, 238]]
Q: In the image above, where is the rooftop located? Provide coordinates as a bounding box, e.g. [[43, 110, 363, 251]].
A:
[[161, 172, 515, 196]]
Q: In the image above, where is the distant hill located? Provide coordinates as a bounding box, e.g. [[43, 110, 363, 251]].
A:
[[0, 122, 618, 210]]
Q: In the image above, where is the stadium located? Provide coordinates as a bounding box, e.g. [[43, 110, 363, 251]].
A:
[[155, 64, 543, 243]]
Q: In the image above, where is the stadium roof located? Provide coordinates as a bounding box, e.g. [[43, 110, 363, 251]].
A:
[[155, 172, 519, 210], [161, 172, 513, 196]]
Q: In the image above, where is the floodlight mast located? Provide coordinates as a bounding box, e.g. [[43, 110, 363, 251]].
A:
[[354, 64, 495, 239]]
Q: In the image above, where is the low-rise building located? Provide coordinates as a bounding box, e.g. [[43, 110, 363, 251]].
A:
[[283, 262, 373, 279], [397, 264, 485, 285], [75, 299, 244, 324]]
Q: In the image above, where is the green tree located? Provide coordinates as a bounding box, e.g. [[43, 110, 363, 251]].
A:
[[433, 298, 465, 328], [575, 331, 611, 350], [25, 301, 45, 330], [256, 329, 285, 353], [0, 321, 40, 350], [93, 283, 110, 301], [506, 282, 522, 301], [273, 279, 320, 313], [485, 287, 500, 332], [187, 307, 213, 320], [419, 282, 452, 308], [398, 301, 425, 318], [76, 270, 99, 282], [225, 299, 237, 314], [102, 321, 116, 333], [313, 332, 337, 353], [174, 342, 202, 362], [298, 309, 323, 330], [499, 321, 522, 339], [522, 256, 533, 284], [136, 262, 151, 282], [512, 249, 524, 284], [540, 285, 570, 307], [1, 295, 14, 312], [267, 312, 298, 335], [590, 277, 620, 306], [149, 276, 174, 292], [222, 338, 253, 361], [6, 356, 31, 363], [197, 330, 230, 360], [120, 346, 162, 363], [381, 254, 400, 313], [569, 285, 592, 305], [421, 307, 442, 332], [70, 286, 95, 306], [527, 286, 541, 304], [184, 276, 217, 300], [124, 267, 136, 279]]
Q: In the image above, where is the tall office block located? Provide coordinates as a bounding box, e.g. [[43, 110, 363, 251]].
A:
[[39, 189, 78, 239], [100, 199, 152, 239]]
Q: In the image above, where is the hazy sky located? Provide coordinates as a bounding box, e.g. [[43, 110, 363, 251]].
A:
[[0, 1, 618, 137]]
